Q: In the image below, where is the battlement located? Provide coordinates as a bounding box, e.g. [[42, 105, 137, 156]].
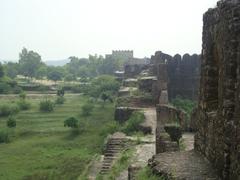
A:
[[112, 50, 133, 53], [112, 50, 134, 58]]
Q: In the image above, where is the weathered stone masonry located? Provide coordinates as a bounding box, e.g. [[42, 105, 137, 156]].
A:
[[195, 0, 240, 179], [151, 51, 201, 101]]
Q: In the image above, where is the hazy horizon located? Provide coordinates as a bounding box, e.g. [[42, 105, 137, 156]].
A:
[[0, 0, 218, 61]]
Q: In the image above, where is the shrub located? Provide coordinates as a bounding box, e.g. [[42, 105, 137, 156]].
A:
[[164, 124, 182, 143], [122, 112, 145, 135], [0, 104, 19, 117], [7, 116, 16, 128], [19, 91, 26, 99], [13, 86, 22, 94], [64, 74, 75, 81], [64, 117, 79, 128], [39, 99, 54, 112], [171, 96, 196, 118], [55, 96, 65, 104], [37, 85, 49, 92], [17, 100, 31, 110], [136, 166, 164, 180], [57, 88, 65, 96], [87, 75, 120, 98], [81, 103, 94, 116], [0, 82, 11, 94], [100, 92, 113, 105], [0, 130, 10, 143]]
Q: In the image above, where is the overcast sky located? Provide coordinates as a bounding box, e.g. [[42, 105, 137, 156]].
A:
[[0, 0, 218, 61]]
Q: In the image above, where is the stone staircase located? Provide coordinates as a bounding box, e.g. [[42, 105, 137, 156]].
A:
[[100, 133, 126, 174]]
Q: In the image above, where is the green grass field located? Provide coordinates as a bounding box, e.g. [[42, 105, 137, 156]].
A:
[[0, 94, 116, 180]]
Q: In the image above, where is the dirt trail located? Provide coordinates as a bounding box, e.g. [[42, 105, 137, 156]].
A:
[[182, 132, 194, 151], [116, 108, 156, 180]]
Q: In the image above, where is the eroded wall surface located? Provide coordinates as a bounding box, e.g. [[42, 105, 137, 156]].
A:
[[151, 51, 201, 101], [195, 0, 240, 179]]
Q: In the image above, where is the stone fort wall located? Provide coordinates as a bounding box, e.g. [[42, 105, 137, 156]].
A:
[[151, 51, 201, 101], [195, 0, 240, 179]]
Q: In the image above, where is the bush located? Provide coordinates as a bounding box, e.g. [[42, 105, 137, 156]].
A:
[[64, 117, 79, 128], [55, 96, 65, 104], [136, 166, 164, 180], [57, 89, 65, 96], [81, 103, 94, 116], [64, 74, 75, 81], [13, 86, 22, 94], [19, 91, 26, 99], [164, 124, 182, 143], [39, 99, 54, 112], [37, 85, 49, 92], [0, 82, 11, 94], [7, 116, 16, 128], [0, 130, 10, 143], [87, 75, 120, 98], [171, 96, 196, 118], [0, 104, 19, 117], [122, 112, 145, 135], [17, 100, 31, 110]]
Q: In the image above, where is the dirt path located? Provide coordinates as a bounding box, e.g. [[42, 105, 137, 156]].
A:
[[116, 108, 156, 180], [86, 156, 103, 180], [182, 132, 194, 151]]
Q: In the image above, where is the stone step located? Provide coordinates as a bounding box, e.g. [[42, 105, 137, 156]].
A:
[[106, 147, 123, 151], [107, 142, 124, 146], [108, 138, 126, 141], [103, 157, 116, 161], [102, 162, 112, 166], [104, 153, 117, 157], [100, 170, 109, 174], [102, 164, 111, 169], [101, 166, 111, 169], [99, 135, 127, 175], [107, 145, 123, 149]]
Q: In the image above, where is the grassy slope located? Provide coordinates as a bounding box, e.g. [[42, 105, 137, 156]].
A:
[[0, 95, 115, 180]]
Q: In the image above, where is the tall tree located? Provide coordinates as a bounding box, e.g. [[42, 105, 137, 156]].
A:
[[47, 67, 64, 82], [0, 63, 4, 78], [19, 48, 43, 78], [4, 62, 19, 79], [66, 56, 88, 76], [36, 65, 47, 79]]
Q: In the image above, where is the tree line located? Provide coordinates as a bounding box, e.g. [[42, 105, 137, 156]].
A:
[[0, 48, 123, 82]]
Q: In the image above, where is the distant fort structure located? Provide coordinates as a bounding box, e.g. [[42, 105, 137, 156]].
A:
[[105, 50, 134, 61], [106, 50, 149, 66]]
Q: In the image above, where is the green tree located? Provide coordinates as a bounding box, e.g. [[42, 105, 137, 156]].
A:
[[64, 117, 78, 128], [64, 73, 75, 81], [78, 66, 89, 78], [100, 92, 113, 107], [88, 75, 120, 98], [7, 116, 16, 128], [39, 99, 54, 112], [81, 103, 94, 116], [4, 62, 19, 79], [0, 63, 5, 78], [87, 54, 103, 77], [19, 48, 43, 78], [47, 67, 64, 82], [36, 65, 47, 79], [99, 56, 121, 75], [66, 56, 89, 76]]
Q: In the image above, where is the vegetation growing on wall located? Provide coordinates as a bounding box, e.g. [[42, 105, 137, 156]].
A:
[[171, 96, 196, 119]]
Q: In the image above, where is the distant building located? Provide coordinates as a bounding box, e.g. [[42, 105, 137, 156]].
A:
[[124, 57, 150, 65], [105, 50, 134, 62]]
